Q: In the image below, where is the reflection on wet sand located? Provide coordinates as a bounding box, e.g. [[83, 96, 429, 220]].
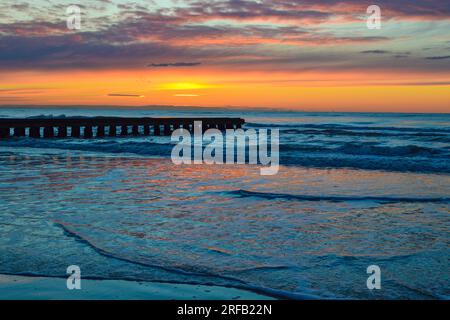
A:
[[0, 151, 449, 299]]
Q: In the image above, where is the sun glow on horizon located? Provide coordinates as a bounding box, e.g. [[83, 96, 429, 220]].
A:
[[159, 82, 218, 91], [0, 1, 449, 112]]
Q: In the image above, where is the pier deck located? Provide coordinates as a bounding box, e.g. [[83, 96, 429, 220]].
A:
[[0, 117, 245, 139]]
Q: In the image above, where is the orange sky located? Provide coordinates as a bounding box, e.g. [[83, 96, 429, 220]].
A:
[[1, 1, 449, 113], [1, 69, 449, 113]]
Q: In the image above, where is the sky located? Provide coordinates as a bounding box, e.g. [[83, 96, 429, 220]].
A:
[[0, 0, 449, 112]]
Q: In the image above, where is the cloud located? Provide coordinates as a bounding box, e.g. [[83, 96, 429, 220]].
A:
[[108, 94, 144, 97], [425, 55, 450, 60], [10, 3, 30, 11], [148, 62, 202, 68], [360, 50, 412, 59], [360, 50, 391, 54], [0, 88, 49, 94], [393, 54, 410, 59], [0, 0, 448, 74], [398, 81, 450, 86], [154, 0, 450, 24]]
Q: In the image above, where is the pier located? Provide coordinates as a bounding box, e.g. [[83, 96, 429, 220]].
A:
[[0, 117, 245, 139]]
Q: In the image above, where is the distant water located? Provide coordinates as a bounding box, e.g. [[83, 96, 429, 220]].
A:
[[0, 108, 449, 299]]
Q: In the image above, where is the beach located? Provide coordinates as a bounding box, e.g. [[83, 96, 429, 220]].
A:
[[0, 108, 449, 299], [2, 0, 449, 303], [0, 274, 272, 300]]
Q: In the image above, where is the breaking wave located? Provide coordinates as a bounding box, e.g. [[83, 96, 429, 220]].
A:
[[229, 190, 450, 204]]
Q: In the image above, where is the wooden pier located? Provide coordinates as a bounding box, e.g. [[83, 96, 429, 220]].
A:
[[0, 117, 245, 139]]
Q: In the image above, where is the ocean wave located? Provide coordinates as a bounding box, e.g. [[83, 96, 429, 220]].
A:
[[280, 143, 449, 158], [1, 137, 449, 174], [25, 114, 101, 119], [280, 154, 450, 174], [53, 221, 317, 300], [26, 114, 71, 119], [0, 270, 317, 300], [3, 137, 447, 159], [283, 128, 388, 137], [229, 190, 450, 203], [54, 221, 248, 282], [0, 138, 173, 157], [281, 128, 449, 140], [336, 143, 447, 157], [246, 122, 450, 134]]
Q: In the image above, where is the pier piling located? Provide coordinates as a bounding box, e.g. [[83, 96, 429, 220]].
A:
[[44, 127, 54, 138], [132, 125, 139, 136], [97, 126, 105, 137], [29, 127, 40, 138], [0, 128, 9, 138], [84, 126, 93, 138], [109, 125, 117, 137], [14, 127, 26, 137], [58, 126, 67, 138], [0, 117, 245, 139], [72, 126, 81, 138], [154, 124, 161, 136], [163, 124, 171, 136], [121, 125, 128, 136]]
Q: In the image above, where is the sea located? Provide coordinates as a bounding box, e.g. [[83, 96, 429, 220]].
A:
[[0, 107, 449, 299]]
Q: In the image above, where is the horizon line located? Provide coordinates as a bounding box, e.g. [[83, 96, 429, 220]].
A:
[[0, 104, 449, 115]]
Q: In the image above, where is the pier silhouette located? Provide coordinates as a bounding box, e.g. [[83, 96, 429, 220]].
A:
[[0, 117, 245, 139]]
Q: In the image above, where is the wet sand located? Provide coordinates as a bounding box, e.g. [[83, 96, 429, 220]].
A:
[[0, 274, 274, 300]]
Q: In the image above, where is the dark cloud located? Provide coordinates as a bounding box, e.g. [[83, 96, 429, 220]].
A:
[[425, 55, 450, 60], [360, 50, 391, 54], [0, 88, 49, 93], [0, 21, 68, 36], [0, 32, 189, 69], [0, 0, 448, 73], [108, 94, 143, 97], [175, 0, 331, 23], [0, 17, 389, 71], [360, 50, 413, 59], [10, 3, 30, 10], [398, 81, 450, 86], [393, 54, 410, 59], [161, 0, 450, 23], [271, 0, 450, 18], [148, 62, 202, 67]]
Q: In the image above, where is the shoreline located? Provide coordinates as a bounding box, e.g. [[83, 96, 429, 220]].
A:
[[0, 274, 275, 300]]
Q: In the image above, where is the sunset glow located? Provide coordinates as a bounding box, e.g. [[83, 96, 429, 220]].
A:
[[0, 0, 449, 112]]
